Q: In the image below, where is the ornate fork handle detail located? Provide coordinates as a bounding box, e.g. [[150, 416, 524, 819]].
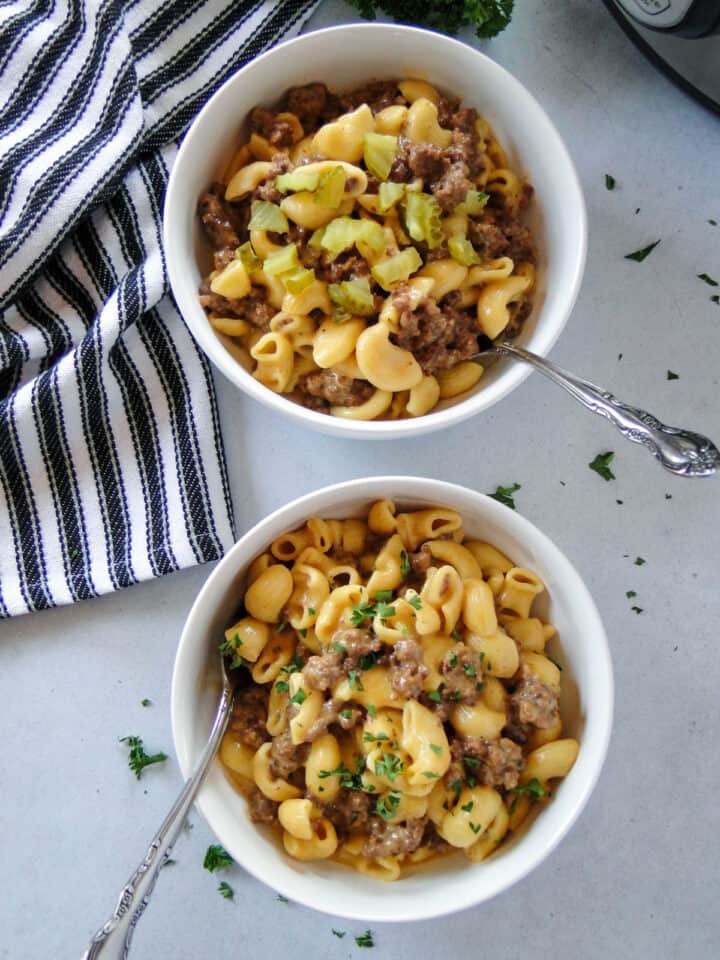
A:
[[83, 684, 234, 959], [487, 343, 720, 478]]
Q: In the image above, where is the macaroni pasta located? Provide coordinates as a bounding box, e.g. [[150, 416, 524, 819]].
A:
[[219, 500, 579, 879]]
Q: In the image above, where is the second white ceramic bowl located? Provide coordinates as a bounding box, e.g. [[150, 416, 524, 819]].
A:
[[164, 24, 587, 439], [171, 477, 612, 921]]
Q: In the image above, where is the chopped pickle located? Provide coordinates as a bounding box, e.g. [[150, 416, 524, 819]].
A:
[[377, 181, 405, 213], [314, 166, 346, 208], [282, 267, 316, 294], [308, 226, 326, 249], [263, 243, 300, 276], [403, 192, 443, 249], [321, 216, 385, 256], [328, 277, 376, 316], [371, 247, 423, 290], [447, 234, 482, 266], [248, 200, 289, 233], [275, 169, 321, 193], [457, 190, 489, 215], [235, 241, 260, 273], [363, 133, 398, 181]]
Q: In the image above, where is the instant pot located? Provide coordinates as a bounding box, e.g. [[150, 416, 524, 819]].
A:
[[605, 0, 720, 112]]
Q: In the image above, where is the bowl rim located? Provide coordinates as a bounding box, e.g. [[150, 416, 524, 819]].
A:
[[163, 23, 588, 439], [171, 476, 613, 921]]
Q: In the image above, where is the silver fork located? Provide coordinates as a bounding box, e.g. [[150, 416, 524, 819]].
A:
[[472, 342, 720, 477]]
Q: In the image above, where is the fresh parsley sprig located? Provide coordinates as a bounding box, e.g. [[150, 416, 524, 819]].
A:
[[119, 735, 168, 780]]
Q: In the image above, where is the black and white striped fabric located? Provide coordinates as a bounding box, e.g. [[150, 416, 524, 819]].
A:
[[0, 0, 319, 618]]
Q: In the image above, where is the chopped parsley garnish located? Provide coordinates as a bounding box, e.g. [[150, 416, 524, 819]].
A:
[[375, 791, 401, 820], [468, 822, 482, 835], [366, 704, 378, 718], [406, 595, 422, 610], [203, 844, 234, 872], [276, 622, 287, 633], [348, 670, 364, 691], [374, 751, 404, 782], [605, 174, 616, 190], [624, 239, 660, 262], [119, 735, 168, 780], [363, 731, 389, 743], [288, 688, 307, 705], [340, 708, 353, 720], [332, 929, 346, 938], [275, 680, 290, 693], [376, 602, 396, 618], [308, 607, 315, 616], [463, 755, 480, 769], [631, 606, 644, 614], [141, 698, 152, 707], [697, 273, 718, 287], [427, 688, 443, 703], [351, 600, 376, 626], [461, 800, 474, 813], [422, 770, 439, 779], [451, 629, 462, 643], [298, 628, 308, 639], [400, 550, 412, 580], [375, 590, 394, 602], [667, 370, 679, 380], [332, 640, 347, 654], [589, 451, 615, 481], [448, 651, 458, 669], [218, 881, 234, 900], [711, 295, 720, 305], [489, 482, 521, 509], [450, 779, 463, 796], [634, 556, 646, 565], [509, 777, 547, 813], [429, 743, 443, 755], [463, 662, 477, 677], [709, 219, 717, 226], [358, 652, 380, 671], [355, 930, 374, 948], [276, 894, 289, 902], [319, 760, 366, 791], [626, 590, 637, 599]]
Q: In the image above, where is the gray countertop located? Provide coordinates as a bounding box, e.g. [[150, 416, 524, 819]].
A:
[[2, 2, 719, 958]]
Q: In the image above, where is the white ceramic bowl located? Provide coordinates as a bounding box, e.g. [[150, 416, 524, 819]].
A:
[[164, 24, 587, 439], [171, 477, 612, 921]]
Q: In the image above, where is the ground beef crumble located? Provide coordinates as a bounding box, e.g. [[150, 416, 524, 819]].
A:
[[390, 286, 479, 376]]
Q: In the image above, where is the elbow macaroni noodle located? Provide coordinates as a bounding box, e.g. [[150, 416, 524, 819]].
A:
[[219, 501, 579, 879], [199, 79, 536, 420]]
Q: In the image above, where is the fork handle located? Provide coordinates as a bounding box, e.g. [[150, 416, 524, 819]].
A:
[[82, 685, 234, 959], [492, 343, 720, 477]]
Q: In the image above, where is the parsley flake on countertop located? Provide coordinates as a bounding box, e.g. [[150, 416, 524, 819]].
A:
[[332, 929, 346, 938], [624, 240, 661, 262], [203, 844, 234, 872], [605, 174, 616, 190], [589, 451, 615, 481], [709, 219, 718, 226], [667, 370, 679, 380], [626, 590, 637, 599], [119, 735, 167, 780], [697, 273, 718, 286], [276, 894, 289, 903], [489, 482, 521, 509], [141, 698, 152, 707], [218, 881, 234, 900], [711, 295, 720, 305], [634, 556, 646, 566], [631, 606, 644, 614], [355, 930, 375, 948]]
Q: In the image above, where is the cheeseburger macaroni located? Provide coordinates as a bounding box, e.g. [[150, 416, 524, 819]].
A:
[[219, 501, 578, 880], [198, 79, 536, 420]]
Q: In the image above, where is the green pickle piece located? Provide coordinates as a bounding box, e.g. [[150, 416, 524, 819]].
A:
[[248, 200, 289, 233], [282, 267, 316, 294], [363, 133, 398, 181], [235, 241, 260, 273], [371, 247, 423, 291], [315, 166, 346, 208], [447, 234, 482, 266], [328, 277, 376, 317], [275, 169, 321, 193], [321, 216, 385, 256], [377, 181, 405, 213], [263, 243, 300, 276], [403, 192, 443, 249]]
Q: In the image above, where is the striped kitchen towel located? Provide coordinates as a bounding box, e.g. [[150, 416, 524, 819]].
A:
[[0, 0, 319, 619]]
